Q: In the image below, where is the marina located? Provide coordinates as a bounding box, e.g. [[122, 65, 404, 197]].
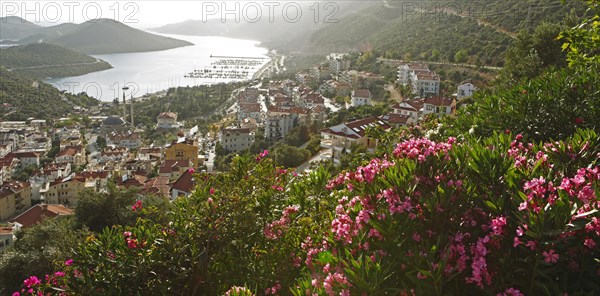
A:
[[184, 56, 268, 80]]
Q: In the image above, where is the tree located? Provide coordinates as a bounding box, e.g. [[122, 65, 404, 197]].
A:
[[0, 217, 83, 294], [96, 136, 107, 150], [431, 49, 441, 61], [75, 183, 138, 232], [272, 144, 309, 168], [454, 49, 469, 64]]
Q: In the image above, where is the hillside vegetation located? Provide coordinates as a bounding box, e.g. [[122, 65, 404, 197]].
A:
[[0, 67, 99, 120], [1, 43, 112, 78], [306, 0, 584, 66]]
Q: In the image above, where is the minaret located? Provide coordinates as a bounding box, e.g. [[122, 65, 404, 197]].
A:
[[122, 86, 129, 122], [130, 93, 134, 128], [122, 89, 127, 121]]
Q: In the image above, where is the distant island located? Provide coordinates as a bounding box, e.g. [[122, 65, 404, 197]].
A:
[[1, 43, 112, 78], [1, 17, 193, 55]]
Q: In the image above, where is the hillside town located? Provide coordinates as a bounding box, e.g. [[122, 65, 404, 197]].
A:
[[0, 53, 477, 251]]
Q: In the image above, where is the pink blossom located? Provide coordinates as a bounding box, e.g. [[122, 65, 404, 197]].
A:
[[497, 287, 524, 296], [131, 200, 143, 211], [23, 276, 41, 287], [64, 259, 73, 266], [543, 249, 559, 264], [123, 231, 132, 238], [188, 168, 195, 174], [584, 238, 596, 249], [209, 187, 215, 195]]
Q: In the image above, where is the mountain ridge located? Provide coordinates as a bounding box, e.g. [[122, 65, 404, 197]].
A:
[[3, 17, 193, 54]]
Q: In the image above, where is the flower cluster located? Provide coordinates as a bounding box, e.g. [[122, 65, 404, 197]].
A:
[[255, 149, 269, 162], [264, 205, 300, 240], [131, 200, 143, 211]]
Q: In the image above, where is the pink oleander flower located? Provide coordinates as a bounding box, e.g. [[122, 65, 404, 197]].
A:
[[126, 238, 138, 249], [498, 287, 524, 296], [543, 249, 559, 264], [123, 231, 132, 238], [23, 276, 41, 288], [12, 292, 20, 296], [209, 187, 215, 195], [131, 200, 143, 211], [54, 271, 66, 277], [188, 168, 195, 174], [64, 259, 73, 266]]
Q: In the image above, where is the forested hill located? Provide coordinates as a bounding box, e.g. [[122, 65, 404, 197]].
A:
[[0, 43, 112, 78], [12, 18, 193, 55], [302, 0, 585, 66], [0, 67, 99, 120]]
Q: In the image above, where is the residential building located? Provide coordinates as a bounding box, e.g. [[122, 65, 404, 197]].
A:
[[164, 138, 199, 168], [411, 71, 441, 96], [170, 170, 194, 200], [44, 175, 93, 205], [264, 108, 300, 140], [220, 127, 255, 153], [397, 63, 429, 85], [157, 112, 181, 129], [457, 81, 477, 100], [422, 96, 455, 116], [0, 181, 32, 221], [302, 93, 325, 109], [6, 151, 40, 168], [379, 113, 417, 128], [321, 117, 391, 162], [328, 53, 349, 75], [55, 145, 85, 166], [0, 226, 15, 252], [107, 132, 141, 150], [391, 101, 422, 119], [238, 103, 262, 123], [11, 204, 73, 229], [351, 89, 372, 107], [159, 160, 193, 180]]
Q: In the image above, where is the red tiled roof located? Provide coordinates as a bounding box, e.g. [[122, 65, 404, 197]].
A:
[[380, 113, 412, 124], [76, 171, 108, 179], [304, 93, 324, 104], [159, 160, 192, 174], [352, 89, 371, 98], [424, 96, 454, 107], [239, 103, 261, 113], [157, 112, 177, 119], [11, 204, 74, 228], [171, 170, 195, 193]]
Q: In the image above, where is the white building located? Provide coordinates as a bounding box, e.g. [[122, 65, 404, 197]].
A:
[[411, 71, 440, 96], [421, 96, 455, 116], [264, 110, 299, 140], [457, 82, 477, 100], [351, 89, 372, 107], [220, 128, 255, 153], [397, 63, 429, 85], [328, 53, 349, 75], [320, 117, 391, 163]]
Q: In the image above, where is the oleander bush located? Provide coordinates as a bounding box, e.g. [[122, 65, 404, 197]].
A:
[[12, 129, 600, 296]]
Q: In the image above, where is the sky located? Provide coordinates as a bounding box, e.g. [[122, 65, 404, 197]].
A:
[[0, 1, 326, 28]]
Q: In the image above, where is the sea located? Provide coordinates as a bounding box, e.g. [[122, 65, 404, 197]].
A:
[[44, 33, 270, 101]]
